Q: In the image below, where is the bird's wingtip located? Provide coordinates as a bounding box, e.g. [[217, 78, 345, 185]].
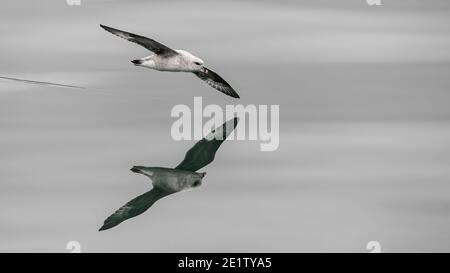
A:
[[230, 89, 240, 99], [99, 222, 113, 231], [100, 24, 111, 31]]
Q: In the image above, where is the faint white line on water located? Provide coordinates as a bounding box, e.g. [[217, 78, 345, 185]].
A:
[[0, 76, 85, 90]]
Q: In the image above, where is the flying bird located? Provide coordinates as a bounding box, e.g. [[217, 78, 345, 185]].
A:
[[0, 76, 85, 89], [100, 24, 240, 99], [99, 117, 239, 231]]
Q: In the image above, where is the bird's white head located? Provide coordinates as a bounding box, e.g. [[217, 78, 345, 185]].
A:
[[190, 57, 204, 72], [187, 172, 206, 190], [177, 50, 204, 72]]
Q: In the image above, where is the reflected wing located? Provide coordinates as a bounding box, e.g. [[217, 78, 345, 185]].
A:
[[100, 24, 178, 57], [0, 76, 84, 89], [99, 187, 172, 231], [193, 67, 240, 98], [175, 117, 239, 172]]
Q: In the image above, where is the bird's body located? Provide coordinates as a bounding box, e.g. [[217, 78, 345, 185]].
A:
[[100, 24, 240, 98], [130, 166, 205, 192], [134, 50, 203, 72]]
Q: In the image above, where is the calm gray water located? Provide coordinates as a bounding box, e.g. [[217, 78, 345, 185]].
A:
[[1, 0, 450, 252]]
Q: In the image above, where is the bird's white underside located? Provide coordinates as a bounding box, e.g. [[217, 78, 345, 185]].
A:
[[137, 50, 204, 72]]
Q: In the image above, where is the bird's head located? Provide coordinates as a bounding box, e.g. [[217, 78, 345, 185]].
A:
[[189, 172, 206, 189], [190, 57, 204, 71]]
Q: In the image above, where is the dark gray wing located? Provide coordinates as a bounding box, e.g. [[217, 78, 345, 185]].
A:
[[175, 117, 239, 172], [0, 76, 85, 89], [193, 67, 240, 98], [99, 187, 172, 231], [100, 24, 178, 57]]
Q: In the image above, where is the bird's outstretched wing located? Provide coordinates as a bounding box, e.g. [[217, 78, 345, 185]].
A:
[[193, 67, 240, 98], [99, 187, 172, 231], [0, 76, 85, 89], [100, 24, 178, 57], [175, 117, 239, 172]]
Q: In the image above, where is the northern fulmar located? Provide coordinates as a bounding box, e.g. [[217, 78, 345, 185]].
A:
[[100, 24, 240, 99]]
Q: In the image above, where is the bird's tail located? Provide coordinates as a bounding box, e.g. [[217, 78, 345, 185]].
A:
[[130, 166, 145, 174]]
